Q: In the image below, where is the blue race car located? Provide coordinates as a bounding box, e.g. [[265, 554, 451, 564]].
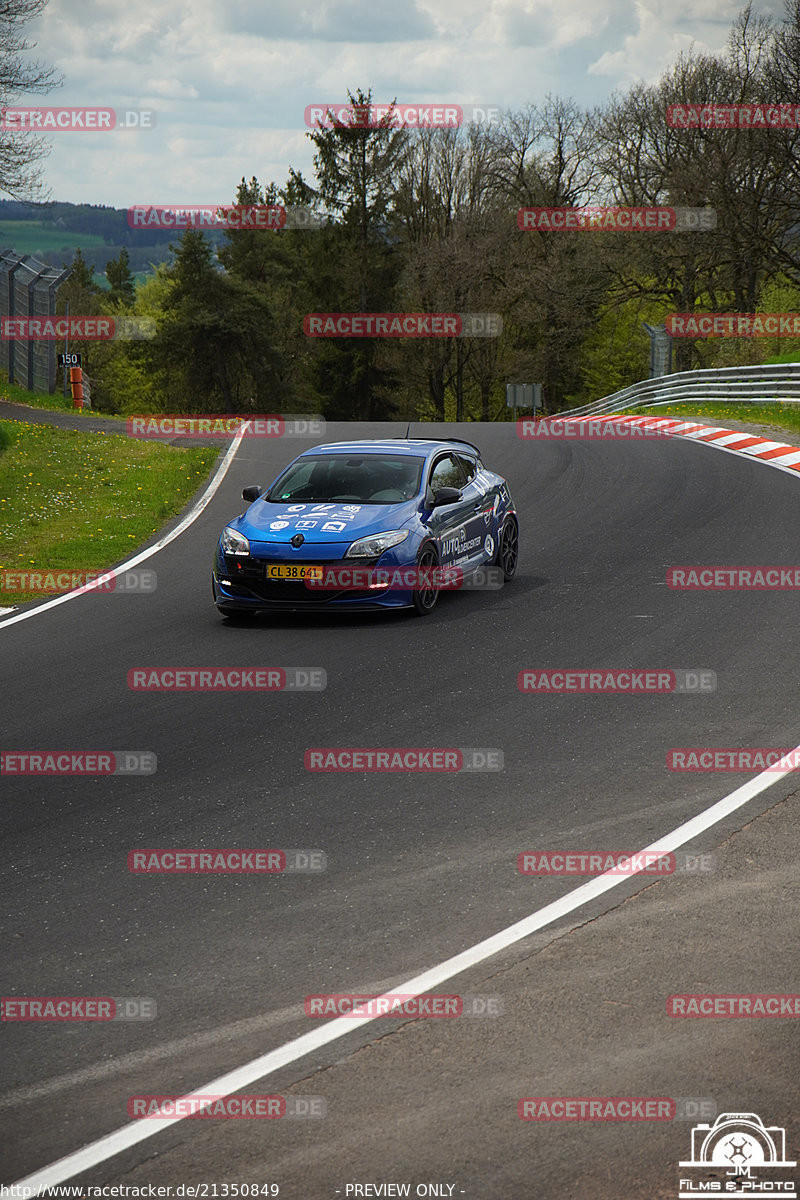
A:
[[212, 438, 518, 617]]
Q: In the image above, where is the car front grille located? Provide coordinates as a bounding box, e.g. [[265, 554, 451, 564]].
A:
[[221, 555, 380, 604]]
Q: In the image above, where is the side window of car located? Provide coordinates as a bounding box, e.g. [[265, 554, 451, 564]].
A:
[[428, 454, 466, 495], [455, 454, 477, 482]]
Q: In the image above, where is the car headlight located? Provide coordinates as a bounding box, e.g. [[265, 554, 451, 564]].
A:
[[221, 526, 250, 556], [345, 529, 409, 559]]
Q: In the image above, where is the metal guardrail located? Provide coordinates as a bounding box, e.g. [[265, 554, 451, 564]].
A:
[[565, 362, 800, 418]]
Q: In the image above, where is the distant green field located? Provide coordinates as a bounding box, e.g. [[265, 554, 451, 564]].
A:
[[0, 219, 109, 256], [0, 221, 151, 287]]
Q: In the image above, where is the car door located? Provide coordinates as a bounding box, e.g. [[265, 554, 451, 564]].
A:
[[424, 452, 483, 569], [454, 451, 496, 565]]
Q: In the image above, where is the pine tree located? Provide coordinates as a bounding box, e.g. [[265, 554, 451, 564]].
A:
[[106, 247, 135, 307]]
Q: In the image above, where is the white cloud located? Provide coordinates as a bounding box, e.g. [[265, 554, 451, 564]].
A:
[[7, 0, 782, 206], [143, 79, 200, 101]]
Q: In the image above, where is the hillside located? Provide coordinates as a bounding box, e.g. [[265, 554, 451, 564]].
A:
[[0, 199, 228, 282]]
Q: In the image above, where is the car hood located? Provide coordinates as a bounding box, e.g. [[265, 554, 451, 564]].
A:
[[236, 498, 418, 544]]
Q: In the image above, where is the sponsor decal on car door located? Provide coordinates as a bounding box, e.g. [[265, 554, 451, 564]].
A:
[[427, 454, 486, 568]]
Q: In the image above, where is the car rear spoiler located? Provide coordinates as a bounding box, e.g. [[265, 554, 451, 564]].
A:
[[442, 437, 481, 455], [393, 436, 483, 457]]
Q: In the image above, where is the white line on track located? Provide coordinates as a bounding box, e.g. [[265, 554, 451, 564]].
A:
[[14, 744, 800, 1188], [0, 425, 249, 631]]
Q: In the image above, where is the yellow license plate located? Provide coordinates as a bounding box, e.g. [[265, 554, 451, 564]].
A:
[[265, 563, 323, 581]]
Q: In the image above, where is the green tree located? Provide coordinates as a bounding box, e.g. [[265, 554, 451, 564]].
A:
[[299, 88, 409, 419], [63, 247, 98, 292], [218, 175, 303, 406], [56, 247, 104, 380], [106, 247, 135, 307], [149, 230, 279, 412], [592, 5, 800, 372]]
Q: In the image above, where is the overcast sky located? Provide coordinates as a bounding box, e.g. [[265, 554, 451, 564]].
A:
[[14, 0, 788, 209]]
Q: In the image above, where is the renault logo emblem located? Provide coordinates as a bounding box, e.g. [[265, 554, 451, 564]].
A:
[[290, 533, 305, 548]]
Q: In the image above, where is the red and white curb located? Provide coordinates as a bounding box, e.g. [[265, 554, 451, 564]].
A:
[[589, 414, 800, 477]]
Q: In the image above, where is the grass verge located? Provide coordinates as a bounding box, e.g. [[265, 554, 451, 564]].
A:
[[0, 418, 216, 606], [0, 373, 127, 419], [618, 401, 800, 438]]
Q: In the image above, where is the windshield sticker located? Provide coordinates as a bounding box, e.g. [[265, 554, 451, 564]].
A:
[[268, 504, 365, 527]]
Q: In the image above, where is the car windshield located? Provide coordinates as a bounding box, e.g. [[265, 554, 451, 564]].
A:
[[266, 454, 424, 504]]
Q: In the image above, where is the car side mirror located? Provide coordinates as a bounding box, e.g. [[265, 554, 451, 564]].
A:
[[430, 486, 462, 508], [242, 485, 262, 502]]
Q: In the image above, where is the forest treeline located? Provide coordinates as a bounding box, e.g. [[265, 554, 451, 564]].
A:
[[56, 2, 800, 419]]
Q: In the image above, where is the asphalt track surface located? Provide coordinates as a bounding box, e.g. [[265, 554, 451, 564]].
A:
[[1, 420, 799, 1196]]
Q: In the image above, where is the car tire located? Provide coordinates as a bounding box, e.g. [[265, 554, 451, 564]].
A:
[[410, 543, 440, 616], [495, 517, 519, 581]]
